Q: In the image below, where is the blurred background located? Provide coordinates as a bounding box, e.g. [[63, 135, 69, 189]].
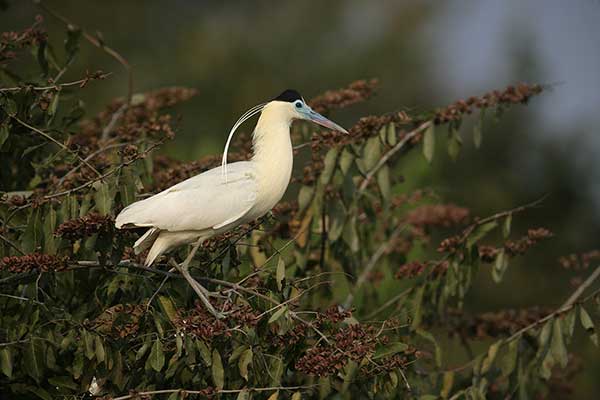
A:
[[2, 0, 599, 397]]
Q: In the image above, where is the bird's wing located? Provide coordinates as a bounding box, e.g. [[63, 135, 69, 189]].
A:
[[115, 161, 257, 232]]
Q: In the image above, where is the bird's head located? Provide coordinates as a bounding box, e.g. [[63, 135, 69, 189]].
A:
[[270, 89, 348, 134]]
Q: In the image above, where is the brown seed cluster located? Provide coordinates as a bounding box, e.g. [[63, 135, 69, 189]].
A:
[[0, 16, 46, 64], [504, 228, 553, 257], [308, 79, 379, 115], [558, 249, 600, 270], [447, 307, 551, 340], [54, 212, 114, 241], [405, 204, 470, 228], [174, 301, 259, 341], [437, 235, 462, 254], [478, 245, 500, 263], [434, 83, 543, 125], [89, 304, 145, 338], [395, 260, 449, 280], [0, 253, 69, 273], [295, 324, 381, 377]]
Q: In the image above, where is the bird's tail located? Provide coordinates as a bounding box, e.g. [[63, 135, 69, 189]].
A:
[[134, 228, 160, 255], [145, 234, 170, 267]]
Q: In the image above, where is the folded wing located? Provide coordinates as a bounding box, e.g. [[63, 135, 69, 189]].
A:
[[115, 161, 257, 232]]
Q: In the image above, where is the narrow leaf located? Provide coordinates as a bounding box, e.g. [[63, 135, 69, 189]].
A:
[[238, 348, 253, 381], [580, 307, 598, 346], [149, 339, 165, 372], [212, 349, 225, 390], [423, 124, 435, 163], [276, 257, 285, 291]]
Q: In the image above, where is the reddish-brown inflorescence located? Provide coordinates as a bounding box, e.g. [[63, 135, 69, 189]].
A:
[[434, 83, 543, 125], [447, 307, 552, 340], [558, 249, 600, 270], [405, 204, 470, 228], [174, 300, 259, 341], [55, 212, 114, 241], [504, 228, 553, 256], [0, 16, 47, 64], [308, 79, 379, 115], [0, 253, 70, 273]]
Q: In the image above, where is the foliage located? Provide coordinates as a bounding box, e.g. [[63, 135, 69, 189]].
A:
[[1, 15, 599, 400]]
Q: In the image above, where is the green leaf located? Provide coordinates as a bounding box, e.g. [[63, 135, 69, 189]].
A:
[[373, 342, 408, 359], [417, 329, 442, 367], [320, 147, 339, 185], [467, 221, 498, 250], [136, 339, 151, 361], [362, 136, 381, 171], [237, 390, 250, 400], [473, 118, 482, 149], [580, 306, 598, 346], [268, 306, 287, 324], [0, 348, 12, 378], [502, 213, 512, 238], [93, 181, 113, 215], [269, 357, 284, 386], [228, 345, 247, 363], [481, 340, 502, 374], [441, 371, 454, 398], [95, 335, 106, 364], [376, 164, 391, 203], [500, 336, 519, 377], [328, 199, 346, 242], [492, 249, 508, 283], [149, 339, 165, 372], [423, 124, 435, 163], [238, 348, 253, 381], [562, 309, 576, 343], [211, 349, 225, 390], [387, 122, 397, 146], [298, 185, 314, 214], [411, 286, 425, 329], [158, 296, 179, 324], [447, 127, 462, 161], [24, 339, 43, 383], [196, 339, 212, 366], [0, 122, 9, 149], [83, 330, 95, 360], [276, 256, 285, 291], [65, 26, 82, 62], [551, 318, 568, 368]]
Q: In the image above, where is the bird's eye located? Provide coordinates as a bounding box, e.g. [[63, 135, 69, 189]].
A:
[[295, 101, 302, 108]]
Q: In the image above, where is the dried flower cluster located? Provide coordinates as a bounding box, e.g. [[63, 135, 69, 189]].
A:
[[0, 253, 69, 273], [0, 15, 46, 64], [504, 228, 553, 256], [174, 301, 259, 340], [558, 249, 600, 270], [405, 204, 470, 228], [308, 79, 379, 115], [395, 260, 448, 280], [447, 307, 551, 340], [89, 304, 145, 338], [55, 212, 114, 241], [434, 83, 543, 124], [295, 324, 382, 376]]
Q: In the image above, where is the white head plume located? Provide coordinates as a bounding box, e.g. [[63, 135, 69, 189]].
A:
[[221, 102, 267, 181]]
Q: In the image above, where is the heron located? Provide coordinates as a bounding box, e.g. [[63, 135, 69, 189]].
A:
[[115, 89, 348, 317]]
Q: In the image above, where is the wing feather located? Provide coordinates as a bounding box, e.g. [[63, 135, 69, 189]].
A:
[[115, 161, 257, 232]]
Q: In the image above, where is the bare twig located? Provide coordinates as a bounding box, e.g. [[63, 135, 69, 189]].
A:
[[343, 224, 408, 308], [0, 72, 111, 93], [11, 115, 103, 179], [111, 385, 316, 400], [358, 121, 432, 193], [36, 0, 133, 103], [0, 233, 25, 255]]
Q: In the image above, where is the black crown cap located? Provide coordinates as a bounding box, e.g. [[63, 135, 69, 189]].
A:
[[273, 89, 302, 103]]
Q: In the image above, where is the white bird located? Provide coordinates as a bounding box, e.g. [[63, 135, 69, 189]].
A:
[[115, 89, 347, 316]]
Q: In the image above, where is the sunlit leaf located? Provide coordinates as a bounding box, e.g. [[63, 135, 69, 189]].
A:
[[238, 348, 253, 381], [423, 124, 435, 163], [149, 339, 165, 372], [580, 306, 598, 346], [211, 349, 224, 390]]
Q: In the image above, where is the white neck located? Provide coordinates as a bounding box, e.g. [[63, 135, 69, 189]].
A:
[[250, 102, 294, 209]]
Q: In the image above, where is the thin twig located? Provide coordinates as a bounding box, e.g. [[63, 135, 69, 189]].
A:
[[446, 266, 600, 373], [358, 121, 432, 193], [112, 385, 317, 400], [37, 1, 133, 103], [0, 233, 25, 255], [343, 224, 408, 308], [0, 72, 112, 93], [11, 115, 103, 179]]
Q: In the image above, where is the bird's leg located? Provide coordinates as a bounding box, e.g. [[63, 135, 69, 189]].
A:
[[171, 240, 224, 319]]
